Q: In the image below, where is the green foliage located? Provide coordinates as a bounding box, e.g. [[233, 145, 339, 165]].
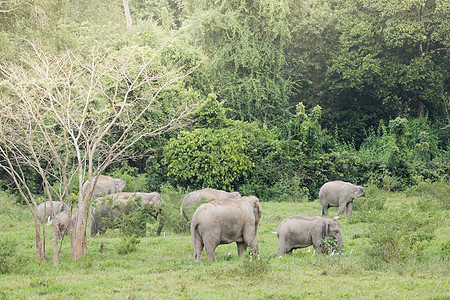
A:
[[159, 183, 186, 234], [290, 103, 328, 155], [195, 94, 228, 129], [184, 0, 294, 124], [406, 180, 450, 210], [116, 236, 141, 255], [319, 236, 342, 255], [106, 165, 149, 193], [365, 207, 439, 265], [163, 127, 251, 190], [239, 248, 270, 278]]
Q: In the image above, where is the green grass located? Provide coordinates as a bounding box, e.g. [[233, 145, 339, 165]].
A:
[[0, 187, 448, 299]]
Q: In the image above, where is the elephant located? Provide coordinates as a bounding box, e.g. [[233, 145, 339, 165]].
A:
[[190, 195, 262, 262], [36, 201, 70, 224], [180, 188, 241, 223], [319, 181, 366, 217], [90, 192, 163, 237], [53, 211, 76, 240], [277, 215, 343, 256], [82, 175, 126, 200]]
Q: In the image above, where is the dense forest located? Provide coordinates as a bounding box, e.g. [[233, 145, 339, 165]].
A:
[[1, 0, 449, 201]]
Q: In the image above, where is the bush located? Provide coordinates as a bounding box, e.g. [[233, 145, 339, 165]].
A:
[[159, 184, 187, 234], [116, 236, 141, 255], [365, 208, 438, 266], [406, 180, 450, 210], [163, 127, 251, 190]]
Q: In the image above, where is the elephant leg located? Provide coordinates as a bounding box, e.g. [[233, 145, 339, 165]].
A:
[[237, 242, 246, 257], [193, 239, 204, 262], [243, 228, 259, 256], [346, 202, 353, 215], [337, 204, 346, 216], [204, 244, 217, 262], [277, 238, 288, 257], [322, 205, 329, 217]]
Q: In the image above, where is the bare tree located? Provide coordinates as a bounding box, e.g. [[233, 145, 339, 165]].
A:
[[0, 41, 200, 263]]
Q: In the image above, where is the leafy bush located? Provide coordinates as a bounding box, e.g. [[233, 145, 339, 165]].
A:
[[365, 208, 438, 266], [107, 164, 150, 193], [116, 236, 141, 255], [163, 127, 251, 190], [159, 184, 186, 234]]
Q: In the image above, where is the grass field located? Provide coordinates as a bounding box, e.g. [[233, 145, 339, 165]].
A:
[[0, 184, 448, 299]]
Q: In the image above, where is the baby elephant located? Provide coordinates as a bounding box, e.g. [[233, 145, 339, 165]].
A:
[[53, 211, 76, 240], [319, 181, 366, 216], [191, 196, 262, 262], [277, 215, 343, 256]]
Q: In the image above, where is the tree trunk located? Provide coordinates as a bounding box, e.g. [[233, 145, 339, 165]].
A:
[[74, 203, 87, 260], [123, 0, 132, 33], [34, 218, 43, 261], [53, 224, 59, 266], [418, 99, 425, 118]]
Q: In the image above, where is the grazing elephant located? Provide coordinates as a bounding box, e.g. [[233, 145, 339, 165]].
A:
[[191, 196, 262, 262], [319, 181, 366, 216], [180, 188, 241, 223], [277, 215, 343, 256], [90, 192, 163, 237], [36, 201, 70, 223], [82, 175, 126, 200]]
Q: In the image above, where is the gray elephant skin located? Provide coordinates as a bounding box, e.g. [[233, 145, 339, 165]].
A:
[[90, 192, 163, 237], [277, 215, 343, 256], [53, 211, 76, 240], [180, 188, 241, 223], [82, 175, 126, 199], [190, 196, 262, 262], [319, 181, 366, 216], [36, 201, 70, 222]]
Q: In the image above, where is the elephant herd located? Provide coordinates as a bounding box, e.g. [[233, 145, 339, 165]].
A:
[[36, 176, 366, 261]]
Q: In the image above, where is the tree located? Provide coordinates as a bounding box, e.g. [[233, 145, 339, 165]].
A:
[[0, 41, 200, 264], [326, 0, 449, 130], [182, 0, 294, 125]]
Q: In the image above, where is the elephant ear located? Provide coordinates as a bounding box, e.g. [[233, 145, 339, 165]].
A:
[[248, 196, 261, 224], [325, 220, 330, 237]]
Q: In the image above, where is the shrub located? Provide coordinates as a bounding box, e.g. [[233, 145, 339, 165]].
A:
[[159, 183, 187, 234], [116, 236, 141, 255], [406, 180, 450, 210], [365, 208, 437, 265], [163, 127, 251, 190]]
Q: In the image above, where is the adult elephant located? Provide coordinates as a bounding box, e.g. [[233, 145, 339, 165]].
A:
[[191, 196, 262, 262], [277, 215, 343, 256], [90, 192, 163, 237], [180, 188, 241, 223], [82, 175, 126, 200], [319, 181, 366, 217], [36, 201, 70, 223]]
